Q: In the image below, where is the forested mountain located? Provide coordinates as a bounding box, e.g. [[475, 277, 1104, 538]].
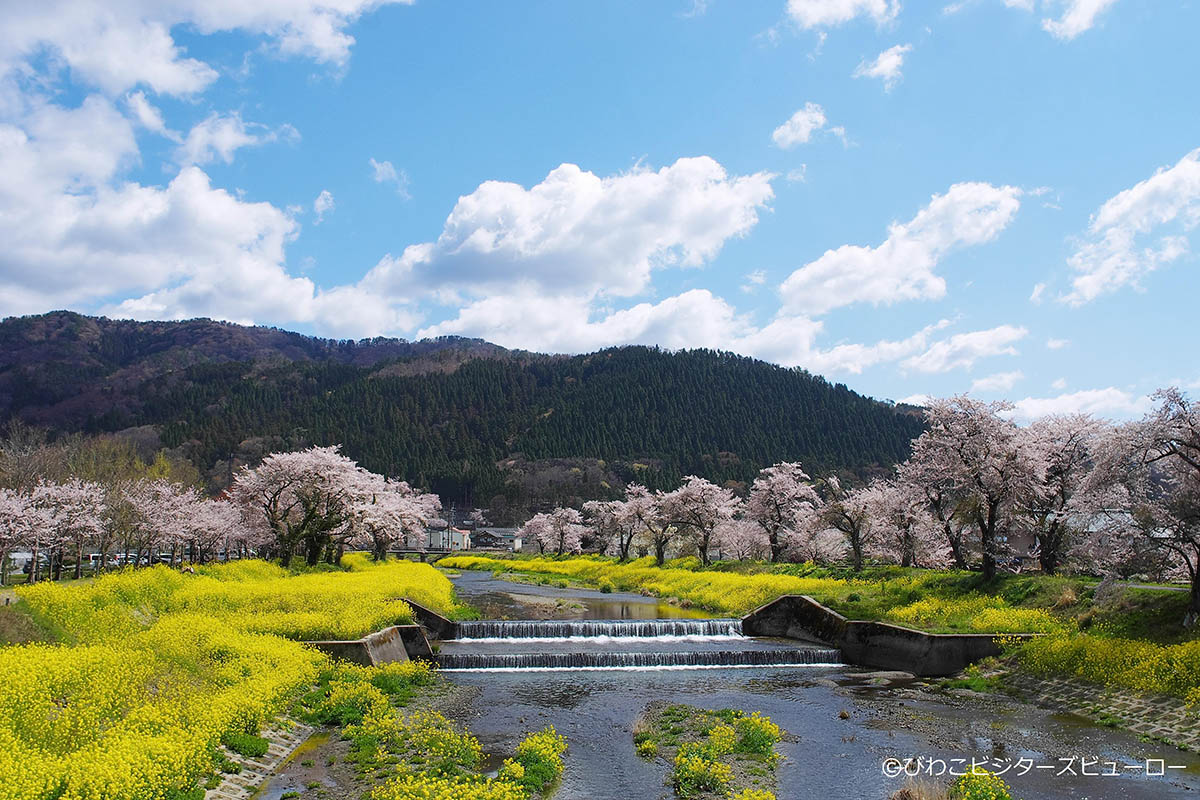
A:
[[0, 312, 925, 519]]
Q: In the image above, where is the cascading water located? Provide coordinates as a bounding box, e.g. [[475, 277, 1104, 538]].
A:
[[454, 618, 745, 640], [437, 617, 841, 672]]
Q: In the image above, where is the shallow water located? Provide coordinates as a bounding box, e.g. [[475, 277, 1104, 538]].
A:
[[446, 572, 1200, 800], [449, 568, 711, 620]]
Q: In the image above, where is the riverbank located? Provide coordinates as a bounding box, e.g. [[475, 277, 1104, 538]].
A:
[[437, 556, 1200, 719]]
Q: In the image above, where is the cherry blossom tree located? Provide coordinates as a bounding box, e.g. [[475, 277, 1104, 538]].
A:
[[903, 397, 1046, 580], [122, 479, 198, 565], [546, 507, 585, 555], [864, 480, 949, 568], [1091, 389, 1200, 626], [1019, 414, 1106, 574], [624, 483, 677, 565], [896, 456, 973, 570], [713, 518, 769, 561], [183, 498, 246, 563], [0, 488, 46, 583], [31, 479, 106, 579], [520, 513, 554, 554], [815, 476, 881, 572], [660, 476, 740, 565], [349, 476, 442, 561], [746, 462, 821, 562], [583, 499, 642, 560], [230, 445, 375, 567]]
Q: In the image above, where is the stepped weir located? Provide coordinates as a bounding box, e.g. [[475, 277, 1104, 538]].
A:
[[436, 617, 841, 672]]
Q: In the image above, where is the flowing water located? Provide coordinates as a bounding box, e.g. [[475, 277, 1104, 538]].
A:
[[443, 571, 1200, 800]]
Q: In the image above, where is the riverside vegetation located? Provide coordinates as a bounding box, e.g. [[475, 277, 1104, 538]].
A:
[[632, 703, 785, 799], [0, 556, 563, 800], [438, 555, 1200, 703]]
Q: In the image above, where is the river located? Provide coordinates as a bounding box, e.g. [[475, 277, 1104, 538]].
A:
[[442, 570, 1200, 800]]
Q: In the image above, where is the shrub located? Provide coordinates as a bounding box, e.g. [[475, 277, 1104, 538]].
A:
[[735, 712, 783, 756], [949, 768, 1015, 800], [673, 746, 733, 796], [514, 726, 567, 792], [221, 731, 269, 758]]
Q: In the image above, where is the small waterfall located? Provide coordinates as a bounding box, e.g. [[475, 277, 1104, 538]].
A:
[[436, 647, 841, 671], [454, 618, 743, 641]]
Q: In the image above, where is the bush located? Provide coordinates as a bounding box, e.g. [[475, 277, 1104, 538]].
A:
[[220, 731, 269, 758], [514, 726, 567, 792], [673, 745, 733, 796], [949, 768, 1015, 800], [735, 712, 783, 756]]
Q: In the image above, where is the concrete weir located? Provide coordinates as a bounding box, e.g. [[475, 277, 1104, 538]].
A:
[[307, 597, 448, 665], [742, 594, 1033, 677]]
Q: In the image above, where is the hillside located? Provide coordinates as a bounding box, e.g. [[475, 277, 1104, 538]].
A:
[[0, 312, 925, 515]]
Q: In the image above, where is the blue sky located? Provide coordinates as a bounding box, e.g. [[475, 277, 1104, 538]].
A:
[[1, 0, 1198, 418]]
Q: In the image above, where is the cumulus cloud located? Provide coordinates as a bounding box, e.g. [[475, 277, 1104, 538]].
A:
[[780, 182, 1022, 315], [0, 92, 406, 337], [852, 44, 912, 91], [176, 112, 294, 166], [1042, 0, 1121, 40], [124, 91, 178, 140], [1046, 337, 1069, 349], [1061, 148, 1200, 305], [0, 0, 414, 97], [771, 103, 844, 148], [786, 0, 901, 28], [1009, 387, 1151, 420], [364, 157, 776, 300], [901, 324, 1027, 373], [970, 370, 1024, 392], [369, 157, 410, 198], [313, 189, 334, 224]]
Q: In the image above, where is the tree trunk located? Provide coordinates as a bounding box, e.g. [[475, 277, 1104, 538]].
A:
[[849, 534, 863, 572], [1185, 575, 1200, 628], [979, 504, 998, 582], [654, 537, 667, 566], [768, 532, 783, 563], [1037, 534, 1059, 575], [75, 543, 84, 579]]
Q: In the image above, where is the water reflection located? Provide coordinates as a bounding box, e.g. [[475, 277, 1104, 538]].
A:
[[449, 570, 709, 620]]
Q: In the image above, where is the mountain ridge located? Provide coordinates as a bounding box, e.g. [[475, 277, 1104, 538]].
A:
[[0, 311, 925, 516]]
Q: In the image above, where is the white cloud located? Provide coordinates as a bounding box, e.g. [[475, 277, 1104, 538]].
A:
[[1042, 0, 1121, 40], [1046, 337, 1069, 349], [1051, 377, 1067, 390], [780, 182, 1022, 315], [852, 44, 912, 91], [901, 324, 1028, 373], [772, 103, 840, 149], [1010, 387, 1151, 420], [0, 93, 408, 337], [365, 157, 776, 300], [313, 189, 334, 224], [0, 1, 414, 97], [369, 157, 410, 198], [741, 270, 767, 293], [786, 0, 901, 29], [124, 91, 178, 140], [1061, 148, 1200, 305], [1029, 282, 1046, 303], [786, 166, 808, 183], [970, 370, 1024, 392], [176, 112, 293, 166], [419, 285, 1014, 378]]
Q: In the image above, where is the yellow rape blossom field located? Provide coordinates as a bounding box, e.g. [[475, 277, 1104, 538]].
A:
[[0, 556, 472, 800], [437, 555, 1057, 634]]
